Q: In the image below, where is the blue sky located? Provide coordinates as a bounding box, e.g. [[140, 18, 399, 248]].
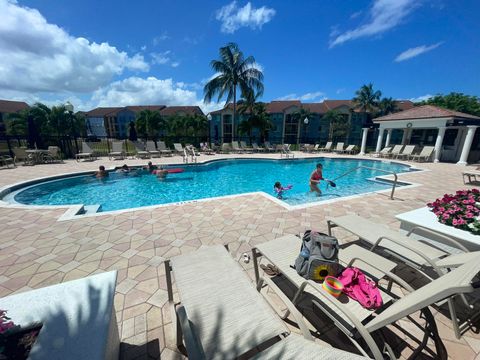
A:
[[0, 0, 479, 112]]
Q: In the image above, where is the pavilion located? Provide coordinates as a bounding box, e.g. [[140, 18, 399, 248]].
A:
[[358, 105, 480, 165]]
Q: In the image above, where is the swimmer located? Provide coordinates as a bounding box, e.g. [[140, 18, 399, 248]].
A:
[[309, 163, 323, 195], [274, 181, 292, 199], [155, 166, 169, 180], [116, 164, 130, 174], [144, 161, 157, 173], [94, 165, 109, 178]]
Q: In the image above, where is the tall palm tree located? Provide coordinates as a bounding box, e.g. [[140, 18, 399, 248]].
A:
[[352, 83, 382, 113], [204, 43, 264, 132], [323, 110, 349, 141], [249, 103, 274, 143], [377, 97, 397, 117], [135, 109, 164, 139]]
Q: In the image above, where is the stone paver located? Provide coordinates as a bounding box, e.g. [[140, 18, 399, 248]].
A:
[[0, 152, 479, 359]]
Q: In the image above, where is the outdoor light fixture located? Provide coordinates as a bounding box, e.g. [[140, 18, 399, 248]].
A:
[[304, 117, 309, 125], [65, 101, 74, 113], [207, 113, 212, 121]]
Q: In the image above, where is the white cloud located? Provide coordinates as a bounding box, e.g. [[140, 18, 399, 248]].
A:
[[153, 32, 170, 45], [350, 11, 363, 19], [394, 42, 443, 62], [150, 50, 180, 68], [171, 61, 180, 68], [336, 88, 346, 94], [277, 91, 326, 102], [410, 94, 434, 102], [216, 1, 275, 33], [0, 0, 149, 94], [330, 0, 418, 47]]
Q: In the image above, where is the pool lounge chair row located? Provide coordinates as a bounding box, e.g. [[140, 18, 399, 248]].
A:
[[303, 142, 357, 154], [375, 145, 435, 162]]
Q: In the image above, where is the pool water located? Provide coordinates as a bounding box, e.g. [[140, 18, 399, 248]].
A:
[[13, 158, 413, 212]]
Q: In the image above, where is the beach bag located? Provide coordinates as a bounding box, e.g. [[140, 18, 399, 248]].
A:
[[294, 230, 340, 282]]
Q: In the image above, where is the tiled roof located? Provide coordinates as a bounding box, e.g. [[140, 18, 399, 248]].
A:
[[266, 101, 302, 113], [395, 100, 414, 111], [324, 100, 355, 111], [301, 103, 329, 113], [86, 107, 123, 117], [160, 106, 204, 116], [0, 100, 29, 113], [374, 105, 480, 121], [125, 105, 166, 113]]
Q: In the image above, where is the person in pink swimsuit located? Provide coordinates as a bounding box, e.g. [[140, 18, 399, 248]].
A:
[[310, 163, 324, 195]]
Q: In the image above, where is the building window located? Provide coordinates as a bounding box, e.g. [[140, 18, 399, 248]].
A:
[[444, 129, 458, 147], [284, 114, 298, 144], [223, 115, 233, 142]]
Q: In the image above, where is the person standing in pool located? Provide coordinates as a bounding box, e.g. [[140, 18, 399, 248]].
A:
[[310, 163, 324, 195], [95, 165, 109, 178], [144, 161, 157, 173]]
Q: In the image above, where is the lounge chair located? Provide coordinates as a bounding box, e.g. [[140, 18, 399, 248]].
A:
[[310, 144, 320, 152], [384, 144, 404, 158], [342, 144, 356, 154], [145, 141, 161, 158], [264, 141, 275, 152], [108, 141, 125, 160], [463, 167, 480, 184], [395, 144, 416, 160], [333, 142, 345, 153], [76, 142, 95, 162], [42, 146, 63, 163], [199, 142, 214, 155], [173, 143, 185, 155], [0, 154, 15, 168], [218, 143, 230, 153], [253, 234, 480, 358], [318, 141, 333, 152], [327, 214, 480, 339], [132, 141, 150, 159], [231, 141, 245, 153], [300, 144, 312, 152], [165, 245, 368, 360], [252, 142, 265, 152], [157, 141, 173, 157], [240, 141, 253, 153], [376, 146, 392, 158], [411, 146, 435, 162], [280, 144, 294, 159]]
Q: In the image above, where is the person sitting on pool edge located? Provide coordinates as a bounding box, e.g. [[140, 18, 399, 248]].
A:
[[95, 165, 109, 178], [273, 181, 292, 199], [310, 163, 324, 195]]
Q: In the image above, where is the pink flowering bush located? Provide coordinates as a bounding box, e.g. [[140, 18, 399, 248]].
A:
[[427, 189, 480, 234], [0, 310, 15, 334]]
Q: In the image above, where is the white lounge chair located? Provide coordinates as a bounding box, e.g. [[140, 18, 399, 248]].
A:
[[132, 141, 150, 159], [108, 141, 125, 160], [165, 245, 368, 360], [310, 144, 320, 152], [264, 141, 275, 152], [280, 144, 294, 159], [173, 143, 184, 155], [231, 141, 245, 153], [318, 141, 333, 152], [76, 142, 95, 162], [333, 142, 345, 153], [376, 146, 392, 158], [240, 141, 253, 153], [252, 142, 265, 152], [220, 143, 231, 153], [411, 146, 435, 162], [463, 167, 480, 184], [384, 144, 404, 158], [395, 144, 416, 160], [253, 234, 480, 358], [145, 141, 161, 158], [342, 144, 356, 154], [157, 141, 172, 157]]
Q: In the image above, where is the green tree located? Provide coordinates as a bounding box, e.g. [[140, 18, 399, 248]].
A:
[[135, 109, 164, 139], [5, 109, 29, 136], [249, 103, 274, 143], [237, 118, 254, 143], [352, 83, 382, 113], [377, 97, 398, 117], [416, 92, 480, 116], [323, 110, 349, 141], [204, 43, 264, 130]]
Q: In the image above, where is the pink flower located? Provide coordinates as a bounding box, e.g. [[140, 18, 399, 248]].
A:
[[442, 213, 450, 220], [466, 213, 474, 218]]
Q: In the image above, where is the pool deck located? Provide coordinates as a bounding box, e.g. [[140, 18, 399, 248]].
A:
[[0, 152, 479, 360]]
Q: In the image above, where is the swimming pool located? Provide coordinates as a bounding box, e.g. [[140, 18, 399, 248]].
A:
[[9, 158, 414, 212]]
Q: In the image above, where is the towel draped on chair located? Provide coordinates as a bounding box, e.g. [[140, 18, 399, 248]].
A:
[[338, 267, 383, 310]]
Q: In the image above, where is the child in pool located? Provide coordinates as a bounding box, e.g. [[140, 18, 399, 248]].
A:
[[274, 181, 292, 199]]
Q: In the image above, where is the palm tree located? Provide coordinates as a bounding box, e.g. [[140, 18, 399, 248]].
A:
[[238, 88, 260, 115], [237, 118, 254, 143], [352, 83, 382, 113], [323, 110, 349, 141], [249, 103, 274, 143], [377, 97, 397, 117], [204, 43, 264, 132], [135, 109, 164, 140], [6, 109, 29, 136]]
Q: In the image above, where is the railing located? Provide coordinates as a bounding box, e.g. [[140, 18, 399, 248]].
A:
[[330, 166, 399, 200]]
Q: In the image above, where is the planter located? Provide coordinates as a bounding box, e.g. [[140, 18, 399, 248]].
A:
[[0, 323, 43, 360], [396, 207, 480, 251]]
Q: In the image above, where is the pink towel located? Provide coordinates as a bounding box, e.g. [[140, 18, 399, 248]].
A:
[[338, 267, 383, 310]]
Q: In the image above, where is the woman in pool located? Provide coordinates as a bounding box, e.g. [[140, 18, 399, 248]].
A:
[[274, 182, 292, 199], [155, 166, 169, 180], [310, 163, 324, 195], [94, 165, 109, 178]]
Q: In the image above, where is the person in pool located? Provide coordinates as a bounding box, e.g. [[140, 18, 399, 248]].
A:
[[310, 163, 324, 195], [116, 164, 130, 174], [95, 165, 109, 178], [273, 182, 292, 199], [144, 161, 157, 173], [155, 166, 169, 180]]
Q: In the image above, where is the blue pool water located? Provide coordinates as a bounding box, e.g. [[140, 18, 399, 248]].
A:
[[12, 158, 413, 212]]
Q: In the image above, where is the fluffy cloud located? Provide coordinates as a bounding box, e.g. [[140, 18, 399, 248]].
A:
[[216, 1, 275, 33], [394, 42, 443, 62], [277, 91, 326, 102], [330, 0, 417, 47], [0, 0, 148, 94], [410, 94, 434, 102]]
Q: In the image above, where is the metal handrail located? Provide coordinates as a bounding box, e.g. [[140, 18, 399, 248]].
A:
[[330, 166, 399, 200]]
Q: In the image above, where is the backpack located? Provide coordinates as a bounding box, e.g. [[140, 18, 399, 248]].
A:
[[294, 230, 340, 282]]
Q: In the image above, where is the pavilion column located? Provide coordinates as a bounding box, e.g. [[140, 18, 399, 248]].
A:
[[385, 129, 393, 147], [375, 128, 385, 153], [359, 128, 369, 155], [457, 126, 478, 165], [401, 128, 410, 145], [433, 126, 446, 163]]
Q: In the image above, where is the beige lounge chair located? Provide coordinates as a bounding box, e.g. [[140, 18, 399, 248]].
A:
[[44, 146, 62, 163], [0, 154, 15, 168], [342, 144, 356, 154], [108, 141, 125, 160], [173, 143, 184, 155], [252, 142, 265, 152], [76, 142, 95, 162], [239, 141, 253, 153], [333, 142, 345, 153], [264, 141, 275, 152], [376, 146, 392, 158], [319, 141, 333, 152], [383, 144, 403, 158], [157, 141, 172, 157], [199, 142, 214, 155], [395, 144, 416, 160], [411, 146, 435, 162], [145, 141, 161, 158], [310, 144, 320, 152], [463, 167, 480, 184], [231, 141, 245, 153], [220, 143, 231, 153], [132, 141, 150, 159], [165, 245, 368, 360], [253, 234, 480, 358], [280, 143, 294, 159]]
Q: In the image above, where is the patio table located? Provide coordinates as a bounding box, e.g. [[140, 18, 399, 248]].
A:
[[26, 149, 49, 165]]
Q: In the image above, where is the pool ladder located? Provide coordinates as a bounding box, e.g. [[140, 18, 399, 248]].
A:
[[328, 166, 399, 200], [183, 147, 197, 164]]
